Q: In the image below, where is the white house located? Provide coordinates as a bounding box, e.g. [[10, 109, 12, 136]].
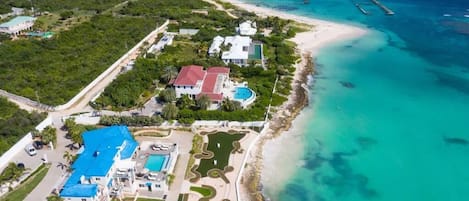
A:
[[236, 20, 257, 36], [147, 33, 174, 53], [221, 35, 252, 66], [173, 65, 230, 104], [0, 16, 36, 35], [208, 35, 225, 56]]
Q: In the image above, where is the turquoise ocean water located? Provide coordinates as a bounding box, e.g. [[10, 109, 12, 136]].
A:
[[241, 0, 469, 200]]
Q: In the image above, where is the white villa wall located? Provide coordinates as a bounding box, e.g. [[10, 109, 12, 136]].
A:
[[0, 117, 53, 171], [55, 20, 170, 111], [175, 84, 202, 98]]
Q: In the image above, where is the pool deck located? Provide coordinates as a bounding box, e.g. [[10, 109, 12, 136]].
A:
[[135, 130, 194, 201], [221, 81, 256, 108]]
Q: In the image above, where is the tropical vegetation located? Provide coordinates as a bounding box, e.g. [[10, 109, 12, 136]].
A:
[[0, 97, 46, 156], [0, 15, 159, 105]]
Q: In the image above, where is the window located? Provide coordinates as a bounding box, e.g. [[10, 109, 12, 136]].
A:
[[81, 199, 87, 201], [95, 177, 100, 181], [139, 184, 145, 187]]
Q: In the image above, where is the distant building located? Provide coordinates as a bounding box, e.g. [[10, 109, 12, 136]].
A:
[[221, 35, 252, 66], [236, 20, 257, 36], [0, 16, 36, 36], [11, 7, 25, 16], [173, 65, 230, 104], [178, 28, 199, 36], [59, 126, 139, 201], [147, 33, 174, 54], [208, 35, 225, 56]]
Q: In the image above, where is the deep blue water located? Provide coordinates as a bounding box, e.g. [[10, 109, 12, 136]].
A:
[[240, 0, 469, 201]]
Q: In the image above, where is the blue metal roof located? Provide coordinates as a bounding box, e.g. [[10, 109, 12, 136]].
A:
[[0, 16, 36, 28], [61, 126, 137, 198]]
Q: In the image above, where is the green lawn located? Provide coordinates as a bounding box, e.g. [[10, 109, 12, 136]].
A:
[[190, 186, 213, 197], [196, 132, 245, 177], [0, 164, 50, 201]]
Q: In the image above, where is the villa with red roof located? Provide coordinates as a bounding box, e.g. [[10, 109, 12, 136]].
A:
[[173, 65, 230, 104]]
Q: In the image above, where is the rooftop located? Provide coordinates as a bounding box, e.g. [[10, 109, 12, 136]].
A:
[[222, 36, 252, 60], [61, 126, 138, 198], [0, 16, 36, 28], [173, 65, 206, 86]]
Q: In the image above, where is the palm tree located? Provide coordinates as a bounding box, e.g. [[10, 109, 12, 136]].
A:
[[196, 95, 211, 110], [41, 126, 57, 146], [63, 151, 74, 165], [137, 102, 145, 112], [162, 103, 179, 120], [160, 88, 176, 103], [177, 94, 194, 109], [162, 66, 178, 83], [222, 98, 241, 112]]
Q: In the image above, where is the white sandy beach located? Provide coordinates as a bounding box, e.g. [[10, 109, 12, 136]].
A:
[[219, 0, 368, 200]]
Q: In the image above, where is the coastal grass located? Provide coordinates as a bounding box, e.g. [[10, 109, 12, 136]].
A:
[[0, 164, 50, 201], [196, 132, 245, 177]]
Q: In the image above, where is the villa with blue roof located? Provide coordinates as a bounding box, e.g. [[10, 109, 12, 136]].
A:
[[60, 126, 139, 201], [59, 125, 179, 201], [0, 16, 36, 36]]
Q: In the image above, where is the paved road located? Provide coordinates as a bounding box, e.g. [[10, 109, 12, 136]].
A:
[[24, 118, 71, 201]]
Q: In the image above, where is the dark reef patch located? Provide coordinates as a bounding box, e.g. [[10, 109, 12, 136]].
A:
[[340, 81, 355, 88], [356, 137, 378, 149], [444, 137, 469, 145]]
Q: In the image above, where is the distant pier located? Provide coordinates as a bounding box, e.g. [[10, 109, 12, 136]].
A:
[[370, 0, 395, 15], [355, 3, 369, 15]]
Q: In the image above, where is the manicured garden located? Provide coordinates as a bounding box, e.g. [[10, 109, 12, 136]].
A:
[[190, 185, 216, 200], [196, 132, 245, 177]]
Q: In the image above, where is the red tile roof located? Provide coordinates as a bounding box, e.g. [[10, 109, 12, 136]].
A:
[[207, 67, 230, 74], [173, 65, 206, 86], [201, 73, 218, 93]]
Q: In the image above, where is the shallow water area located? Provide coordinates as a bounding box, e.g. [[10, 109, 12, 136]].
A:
[[241, 0, 469, 200]]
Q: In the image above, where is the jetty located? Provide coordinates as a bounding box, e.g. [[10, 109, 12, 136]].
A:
[[355, 3, 369, 15], [370, 0, 394, 15]]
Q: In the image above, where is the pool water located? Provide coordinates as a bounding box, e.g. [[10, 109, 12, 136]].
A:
[[234, 87, 253, 100], [144, 154, 168, 172]]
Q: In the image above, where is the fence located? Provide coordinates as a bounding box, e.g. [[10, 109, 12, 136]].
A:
[[0, 117, 53, 171]]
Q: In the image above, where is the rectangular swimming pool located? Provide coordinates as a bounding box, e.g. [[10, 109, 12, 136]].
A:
[[144, 154, 169, 172]]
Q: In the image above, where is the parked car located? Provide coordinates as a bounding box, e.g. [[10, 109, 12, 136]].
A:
[[33, 141, 44, 150], [25, 144, 37, 156]]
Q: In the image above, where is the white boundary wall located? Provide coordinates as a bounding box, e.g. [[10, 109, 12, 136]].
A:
[[0, 117, 53, 170], [55, 20, 169, 111], [235, 121, 269, 201]]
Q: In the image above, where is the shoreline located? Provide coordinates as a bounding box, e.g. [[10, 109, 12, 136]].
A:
[[219, 0, 368, 200]]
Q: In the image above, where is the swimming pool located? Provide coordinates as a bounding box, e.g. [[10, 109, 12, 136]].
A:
[[144, 154, 169, 172], [234, 87, 253, 100]]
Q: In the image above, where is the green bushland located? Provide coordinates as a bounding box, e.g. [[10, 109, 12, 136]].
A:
[[0, 0, 126, 13], [0, 164, 50, 201], [0, 98, 47, 156], [0, 15, 159, 105], [196, 132, 245, 177]]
